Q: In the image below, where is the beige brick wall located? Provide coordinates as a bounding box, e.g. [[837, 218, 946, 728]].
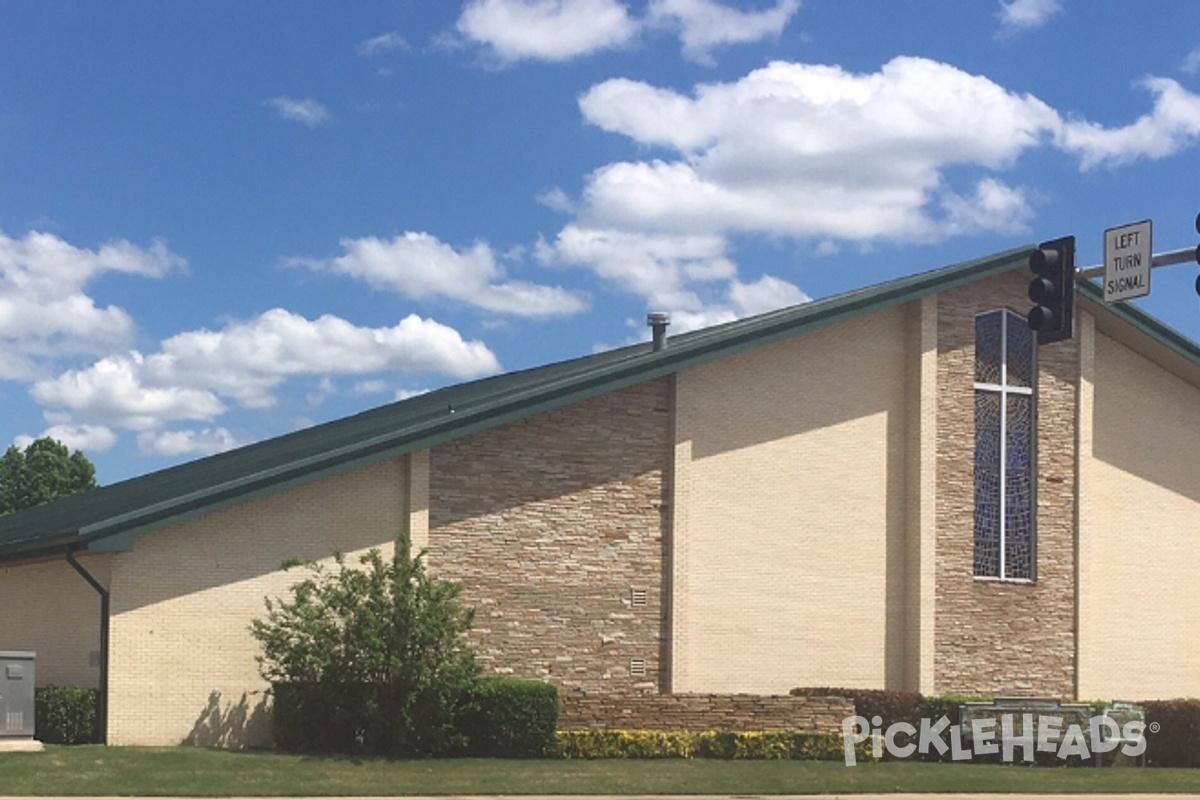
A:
[[428, 380, 669, 695], [934, 271, 1077, 697], [106, 457, 406, 746], [0, 553, 110, 688], [671, 305, 913, 694], [1077, 319, 1200, 700]]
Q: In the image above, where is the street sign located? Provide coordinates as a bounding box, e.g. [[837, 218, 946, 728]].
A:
[[1103, 219, 1152, 302]]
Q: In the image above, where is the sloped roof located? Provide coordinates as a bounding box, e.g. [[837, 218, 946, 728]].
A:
[[0, 245, 1035, 564]]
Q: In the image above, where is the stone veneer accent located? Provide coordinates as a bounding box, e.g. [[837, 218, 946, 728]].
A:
[[934, 270, 1077, 696], [428, 379, 670, 695], [559, 693, 854, 732]]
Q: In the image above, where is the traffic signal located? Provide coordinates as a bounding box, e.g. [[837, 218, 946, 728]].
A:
[[1194, 212, 1200, 297], [1027, 235, 1076, 345]]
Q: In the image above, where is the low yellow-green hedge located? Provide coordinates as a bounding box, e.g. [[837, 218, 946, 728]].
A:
[[555, 729, 872, 760]]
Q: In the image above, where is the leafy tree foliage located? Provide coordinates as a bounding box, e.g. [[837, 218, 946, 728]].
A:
[[0, 437, 98, 515], [251, 535, 481, 756]]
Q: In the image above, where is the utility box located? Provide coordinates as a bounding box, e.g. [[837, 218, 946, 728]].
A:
[[0, 652, 35, 738]]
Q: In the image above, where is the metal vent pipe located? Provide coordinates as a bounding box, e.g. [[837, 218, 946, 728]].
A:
[[647, 312, 670, 351]]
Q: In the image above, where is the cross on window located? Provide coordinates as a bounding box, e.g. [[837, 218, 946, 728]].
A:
[[973, 309, 1036, 581]]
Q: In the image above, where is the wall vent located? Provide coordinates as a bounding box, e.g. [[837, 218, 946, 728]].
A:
[[629, 658, 647, 678], [630, 587, 648, 607]]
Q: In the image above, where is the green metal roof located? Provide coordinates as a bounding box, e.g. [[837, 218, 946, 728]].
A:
[[0, 245, 1034, 564]]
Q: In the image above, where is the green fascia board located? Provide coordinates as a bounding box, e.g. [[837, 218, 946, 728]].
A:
[[0, 245, 1035, 563]]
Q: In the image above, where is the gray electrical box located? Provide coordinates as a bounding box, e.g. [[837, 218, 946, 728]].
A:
[[0, 652, 35, 738]]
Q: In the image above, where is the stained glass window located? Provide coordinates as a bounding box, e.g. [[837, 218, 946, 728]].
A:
[[973, 310, 1035, 581]]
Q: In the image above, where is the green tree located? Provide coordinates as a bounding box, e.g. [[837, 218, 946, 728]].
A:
[[0, 437, 98, 515], [251, 534, 480, 756]]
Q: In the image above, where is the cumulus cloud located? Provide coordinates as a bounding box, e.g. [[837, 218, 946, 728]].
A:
[[571, 56, 1200, 249], [539, 226, 736, 310], [537, 55, 1200, 328], [1057, 77, 1200, 169], [997, 0, 1061, 32], [538, 225, 808, 332], [456, 0, 638, 63], [455, 0, 794, 64], [0, 231, 183, 380], [137, 428, 239, 457], [303, 232, 587, 318], [265, 97, 330, 127], [15, 424, 118, 453], [32, 353, 227, 431], [575, 57, 1058, 243], [648, 0, 800, 64], [31, 310, 501, 434]]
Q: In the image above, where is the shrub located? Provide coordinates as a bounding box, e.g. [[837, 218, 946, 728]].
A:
[[253, 535, 481, 757], [924, 693, 993, 727], [554, 729, 868, 760], [1141, 699, 1200, 768], [790, 687, 925, 760], [457, 679, 559, 758], [35, 686, 98, 744]]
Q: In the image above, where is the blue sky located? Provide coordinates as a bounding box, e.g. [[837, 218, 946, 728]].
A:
[[4, 0, 1200, 483]]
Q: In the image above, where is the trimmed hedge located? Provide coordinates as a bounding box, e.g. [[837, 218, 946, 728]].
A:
[[790, 687, 925, 760], [457, 678, 558, 758], [35, 686, 99, 744], [555, 729, 868, 760], [271, 678, 558, 758], [1143, 699, 1200, 768]]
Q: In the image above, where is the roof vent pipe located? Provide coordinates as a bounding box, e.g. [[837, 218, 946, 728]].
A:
[[647, 312, 670, 351]]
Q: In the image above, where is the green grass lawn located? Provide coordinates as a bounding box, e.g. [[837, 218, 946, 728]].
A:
[[2, 748, 1200, 796]]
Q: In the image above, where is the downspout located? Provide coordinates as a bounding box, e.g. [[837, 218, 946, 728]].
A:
[[66, 550, 108, 745]]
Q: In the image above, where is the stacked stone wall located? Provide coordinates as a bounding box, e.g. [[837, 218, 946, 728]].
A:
[[934, 271, 1077, 696], [429, 379, 670, 695], [559, 692, 854, 732]]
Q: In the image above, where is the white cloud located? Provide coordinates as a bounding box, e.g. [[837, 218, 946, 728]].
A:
[[940, 178, 1035, 236], [32, 353, 227, 430], [31, 310, 501, 433], [145, 309, 502, 407], [648, 0, 800, 64], [1183, 47, 1200, 75], [536, 187, 576, 214], [997, 0, 1062, 31], [456, 0, 638, 63], [308, 232, 587, 318], [1057, 77, 1200, 169], [727, 274, 810, 316], [539, 225, 736, 310], [137, 428, 239, 457], [625, 274, 810, 336], [0, 231, 183, 379], [357, 31, 409, 57], [576, 57, 1059, 243], [538, 224, 808, 334], [265, 97, 330, 127], [15, 424, 118, 453]]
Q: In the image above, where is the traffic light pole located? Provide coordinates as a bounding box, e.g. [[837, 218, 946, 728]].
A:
[[1075, 246, 1197, 279]]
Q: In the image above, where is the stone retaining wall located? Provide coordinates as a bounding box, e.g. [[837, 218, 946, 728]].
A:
[[559, 692, 854, 732]]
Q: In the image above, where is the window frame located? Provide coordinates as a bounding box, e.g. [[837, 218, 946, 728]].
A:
[[972, 308, 1037, 583]]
